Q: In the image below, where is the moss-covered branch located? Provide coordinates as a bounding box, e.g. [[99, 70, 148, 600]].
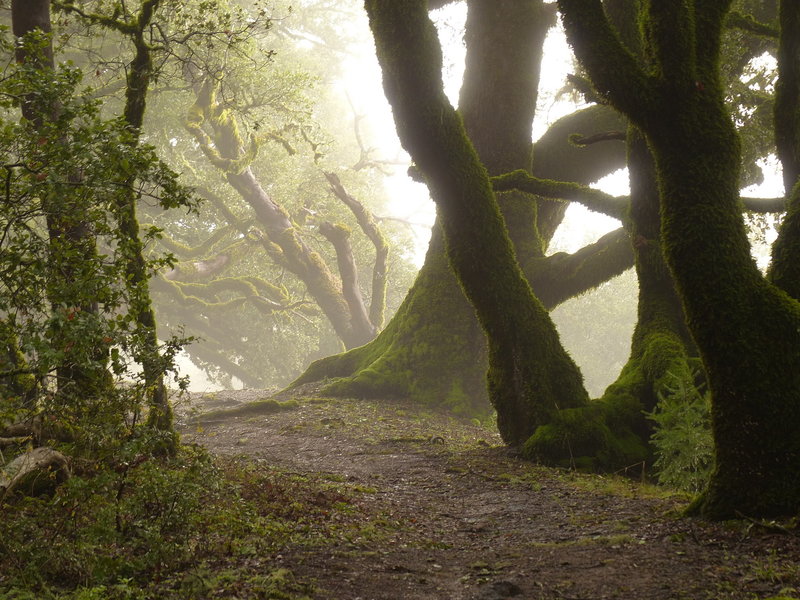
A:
[[53, 1, 140, 35], [726, 10, 779, 38], [153, 275, 314, 318], [558, 0, 654, 125], [693, 0, 736, 83], [492, 170, 627, 220], [153, 223, 236, 259], [645, 1, 696, 88], [742, 196, 789, 213], [529, 227, 634, 310], [532, 105, 628, 183]]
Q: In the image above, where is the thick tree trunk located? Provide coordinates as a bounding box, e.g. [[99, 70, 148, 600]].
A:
[[289, 12, 629, 416], [652, 105, 800, 518], [363, 0, 592, 445], [525, 128, 699, 470], [768, 1, 800, 300], [559, 0, 800, 517]]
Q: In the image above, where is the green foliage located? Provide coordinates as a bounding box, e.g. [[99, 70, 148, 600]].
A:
[[0, 31, 195, 420], [646, 372, 714, 493], [0, 446, 319, 599]]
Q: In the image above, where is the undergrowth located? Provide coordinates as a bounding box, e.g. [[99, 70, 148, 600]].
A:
[[0, 441, 376, 599], [646, 372, 714, 493]]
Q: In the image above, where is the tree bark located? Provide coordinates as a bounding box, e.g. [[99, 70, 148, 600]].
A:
[[559, 0, 800, 518], [363, 0, 591, 446], [768, 1, 800, 300]]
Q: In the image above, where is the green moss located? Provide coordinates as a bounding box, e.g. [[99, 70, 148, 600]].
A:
[[287, 225, 491, 416], [0, 321, 36, 404], [192, 399, 300, 423]]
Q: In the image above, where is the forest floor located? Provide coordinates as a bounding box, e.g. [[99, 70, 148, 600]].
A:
[[177, 387, 800, 600]]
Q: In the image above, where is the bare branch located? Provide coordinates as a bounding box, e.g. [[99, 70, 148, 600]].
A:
[[324, 172, 389, 328], [319, 222, 376, 339]]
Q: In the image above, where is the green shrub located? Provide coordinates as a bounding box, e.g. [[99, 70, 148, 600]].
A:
[[646, 372, 714, 493], [0, 446, 319, 599]]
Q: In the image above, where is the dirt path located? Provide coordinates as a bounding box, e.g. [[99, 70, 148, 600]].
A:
[[178, 389, 800, 600]]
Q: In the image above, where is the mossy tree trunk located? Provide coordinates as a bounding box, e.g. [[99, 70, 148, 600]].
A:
[[363, 0, 590, 446], [559, 0, 800, 518], [289, 5, 630, 416], [768, 1, 800, 300], [524, 0, 700, 472], [459, 0, 550, 261], [117, 0, 172, 432], [525, 127, 699, 470]]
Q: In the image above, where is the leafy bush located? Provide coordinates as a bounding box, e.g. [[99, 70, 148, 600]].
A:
[[646, 372, 714, 493], [0, 447, 317, 599], [0, 30, 195, 430]]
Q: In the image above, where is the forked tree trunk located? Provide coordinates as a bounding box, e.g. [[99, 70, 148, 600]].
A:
[[524, 0, 700, 472], [362, 0, 591, 446], [559, 0, 800, 518], [289, 7, 629, 415], [525, 128, 699, 470]]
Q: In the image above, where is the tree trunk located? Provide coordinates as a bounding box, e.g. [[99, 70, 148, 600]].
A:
[[768, 1, 800, 300], [12, 0, 109, 402], [119, 0, 173, 432], [289, 9, 629, 417], [525, 127, 699, 471], [558, 0, 800, 517], [653, 101, 800, 519], [364, 0, 595, 445], [524, 0, 700, 472]]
